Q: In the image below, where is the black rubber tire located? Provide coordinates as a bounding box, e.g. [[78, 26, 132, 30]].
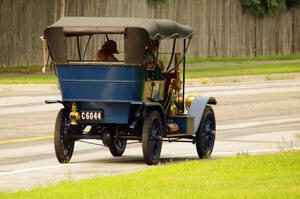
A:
[[195, 105, 216, 159], [108, 139, 127, 157], [54, 108, 75, 163], [142, 111, 163, 165]]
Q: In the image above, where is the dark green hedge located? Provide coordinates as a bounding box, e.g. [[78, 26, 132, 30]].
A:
[[286, 0, 300, 8], [146, 0, 168, 6], [241, 0, 300, 16]]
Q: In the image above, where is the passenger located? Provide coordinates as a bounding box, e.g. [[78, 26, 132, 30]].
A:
[[144, 39, 164, 72], [95, 40, 119, 62]]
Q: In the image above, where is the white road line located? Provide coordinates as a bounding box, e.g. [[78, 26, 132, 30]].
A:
[[165, 147, 300, 158], [187, 86, 300, 96], [0, 164, 78, 177], [1, 81, 300, 107], [1, 148, 298, 177], [212, 147, 300, 156], [186, 81, 300, 96], [187, 81, 300, 92], [0, 95, 61, 107], [218, 117, 300, 130], [0, 104, 62, 115]]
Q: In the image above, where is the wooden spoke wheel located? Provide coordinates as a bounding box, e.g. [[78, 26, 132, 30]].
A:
[[195, 105, 216, 159], [108, 138, 127, 157], [142, 111, 163, 165], [54, 108, 75, 163]]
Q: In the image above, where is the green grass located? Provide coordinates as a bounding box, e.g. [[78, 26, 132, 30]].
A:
[[0, 65, 57, 84], [0, 58, 300, 84], [0, 75, 56, 84], [186, 54, 300, 63], [1, 151, 299, 199], [185, 62, 300, 78], [0, 65, 43, 73]]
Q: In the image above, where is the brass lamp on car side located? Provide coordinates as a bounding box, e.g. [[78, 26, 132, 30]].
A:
[[69, 103, 80, 125], [169, 103, 178, 117], [185, 94, 200, 111]]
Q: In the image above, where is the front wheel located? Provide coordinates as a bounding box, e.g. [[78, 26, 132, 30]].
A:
[[142, 111, 163, 165], [108, 139, 127, 157], [195, 105, 216, 159], [54, 108, 75, 163]]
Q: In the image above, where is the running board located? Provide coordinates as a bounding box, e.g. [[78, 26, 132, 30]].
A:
[[69, 134, 141, 141], [166, 134, 194, 139], [69, 134, 102, 140], [45, 100, 62, 104]]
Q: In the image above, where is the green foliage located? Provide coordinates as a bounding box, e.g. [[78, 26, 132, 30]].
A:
[[286, 0, 300, 9], [241, 0, 286, 16], [240, 0, 300, 16], [146, 0, 168, 6]]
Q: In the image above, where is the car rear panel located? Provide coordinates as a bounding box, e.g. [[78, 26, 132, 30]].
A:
[[56, 64, 145, 124]]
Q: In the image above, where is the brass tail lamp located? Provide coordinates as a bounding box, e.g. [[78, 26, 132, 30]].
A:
[[69, 103, 80, 125]]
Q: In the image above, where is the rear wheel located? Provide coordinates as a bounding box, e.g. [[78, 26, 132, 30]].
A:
[[108, 138, 127, 157], [195, 105, 216, 159], [142, 111, 163, 165], [54, 108, 75, 163]]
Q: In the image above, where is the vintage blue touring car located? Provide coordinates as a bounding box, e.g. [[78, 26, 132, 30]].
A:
[[43, 17, 217, 165]]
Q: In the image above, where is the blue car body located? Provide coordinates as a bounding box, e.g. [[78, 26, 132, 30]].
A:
[[56, 64, 145, 124]]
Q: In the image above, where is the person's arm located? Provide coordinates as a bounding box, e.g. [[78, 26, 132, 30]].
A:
[[95, 51, 104, 61], [144, 50, 155, 70], [157, 60, 165, 72], [107, 55, 118, 62]]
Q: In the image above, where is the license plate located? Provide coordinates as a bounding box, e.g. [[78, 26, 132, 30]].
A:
[[80, 110, 102, 121]]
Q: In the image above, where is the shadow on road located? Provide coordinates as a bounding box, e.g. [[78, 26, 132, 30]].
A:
[[72, 155, 209, 165]]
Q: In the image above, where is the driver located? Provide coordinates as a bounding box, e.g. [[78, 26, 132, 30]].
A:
[[144, 39, 164, 72], [95, 40, 119, 62]]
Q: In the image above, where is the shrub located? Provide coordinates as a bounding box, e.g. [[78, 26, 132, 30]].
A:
[[240, 0, 300, 16], [146, 0, 168, 6], [286, 0, 300, 9]]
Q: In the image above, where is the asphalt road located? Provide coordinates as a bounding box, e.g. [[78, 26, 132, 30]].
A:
[[0, 80, 300, 191]]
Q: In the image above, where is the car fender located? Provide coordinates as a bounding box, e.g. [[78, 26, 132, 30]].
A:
[[187, 96, 217, 133]]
